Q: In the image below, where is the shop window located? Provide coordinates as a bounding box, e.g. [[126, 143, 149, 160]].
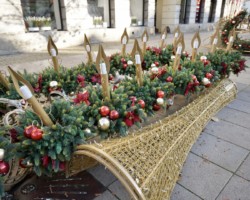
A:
[[195, 0, 205, 23], [21, 0, 63, 31], [179, 0, 191, 24], [208, 0, 217, 22], [130, 0, 144, 26], [87, 0, 111, 28]]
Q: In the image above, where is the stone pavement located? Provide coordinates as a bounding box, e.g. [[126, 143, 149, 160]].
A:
[[1, 31, 250, 200]]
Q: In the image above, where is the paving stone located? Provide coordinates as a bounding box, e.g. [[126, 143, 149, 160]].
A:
[[170, 184, 202, 200], [217, 175, 250, 200], [236, 153, 250, 181], [235, 82, 249, 92], [237, 90, 250, 102], [108, 180, 131, 200], [178, 153, 232, 200], [216, 107, 250, 129], [205, 120, 250, 150], [88, 165, 117, 187], [191, 132, 249, 172], [227, 99, 250, 114], [93, 190, 118, 200]]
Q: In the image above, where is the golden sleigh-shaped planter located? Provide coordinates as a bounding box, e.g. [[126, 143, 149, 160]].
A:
[[66, 78, 237, 200]]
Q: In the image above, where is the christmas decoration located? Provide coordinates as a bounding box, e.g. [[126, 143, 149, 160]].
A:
[[98, 117, 110, 130], [24, 125, 38, 138], [100, 106, 110, 117], [0, 149, 4, 161], [30, 128, 43, 141], [109, 110, 119, 120], [156, 98, 164, 105], [138, 99, 146, 109], [0, 161, 9, 175], [157, 90, 165, 98]]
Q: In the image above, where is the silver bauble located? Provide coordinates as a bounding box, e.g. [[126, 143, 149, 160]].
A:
[[156, 98, 164, 105], [98, 117, 110, 130]]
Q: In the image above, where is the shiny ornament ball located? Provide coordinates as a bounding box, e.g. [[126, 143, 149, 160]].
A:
[[151, 63, 156, 67], [166, 76, 173, 82], [127, 60, 133, 65], [0, 149, 4, 161], [138, 99, 146, 109], [31, 129, 43, 141], [205, 73, 213, 79], [153, 104, 161, 111], [151, 67, 159, 75], [84, 128, 91, 134], [109, 110, 119, 120], [24, 125, 38, 138], [99, 106, 110, 117], [0, 161, 9, 175], [156, 98, 164, 105], [200, 56, 207, 61], [49, 81, 58, 88], [98, 118, 110, 130], [157, 90, 165, 98], [202, 77, 211, 86]]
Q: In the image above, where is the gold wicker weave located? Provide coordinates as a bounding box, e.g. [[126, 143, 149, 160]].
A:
[[66, 78, 237, 200]]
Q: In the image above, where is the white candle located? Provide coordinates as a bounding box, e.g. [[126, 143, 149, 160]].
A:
[[86, 45, 91, 52], [20, 85, 33, 100], [0, 149, 4, 161], [100, 63, 107, 74], [229, 36, 234, 43], [176, 46, 182, 55], [174, 32, 178, 38], [213, 38, 218, 45], [194, 40, 199, 48], [122, 37, 127, 44], [162, 34, 166, 40], [50, 48, 57, 57], [135, 54, 141, 64], [143, 36, 147, 42]]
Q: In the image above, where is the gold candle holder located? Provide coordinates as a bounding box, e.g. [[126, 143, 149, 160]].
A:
[[131, 39, 143, 86], [0, 71, 10, 90], [210, 28, 220, 53], [160, 30, 167, 49], [121, 28, 129, 56], [173, 33, 185, 71], [191, 31, 201, 62], [8, 66, 53, 127], [47, 36, 59, 73], [141, 29, 149, 55], [226, 28, 236, 52], [96, 45, 110, 100], [173, 26, 181, 50], [84, 34, 93, 64]]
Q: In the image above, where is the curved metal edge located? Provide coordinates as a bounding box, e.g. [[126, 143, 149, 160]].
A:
[[73, 146, 146, 200]]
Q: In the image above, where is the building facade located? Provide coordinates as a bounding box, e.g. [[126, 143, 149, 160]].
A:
[[0, 0, 245, 53]]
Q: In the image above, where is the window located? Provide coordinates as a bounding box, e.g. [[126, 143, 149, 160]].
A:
[[21, 0, 63, 31], [195, 0, 205, 23], [130, 0, 144, 26], [179, 0, 191, 24], [87, 0, 111, 28], [208, 0, 217, 22], [220, 0, 226, 18]]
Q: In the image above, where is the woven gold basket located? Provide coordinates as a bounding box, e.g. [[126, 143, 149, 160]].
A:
[[66, 78, 237, 200]]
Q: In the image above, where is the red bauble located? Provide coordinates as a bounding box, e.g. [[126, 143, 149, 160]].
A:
[[19, 158, 27, 168], [123, 64, 128, 69], [121, 58, 126, 63], [205, 73, 213, 79], [205, 83, 212, 88], [109, 110, 119, 120], [0, 160, 9, 175], [166, 76, 173, 82], [153, 104, 161, 111], [194, 80, 200, 86], [191, 75, 197, 81], [157, 90, 165, 98], [138, 100, 146, 108], [24, 125, 38, 138], [154, 61, 159, 66], [31, 129, 43, 141], [100, 106, 110, 117]]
